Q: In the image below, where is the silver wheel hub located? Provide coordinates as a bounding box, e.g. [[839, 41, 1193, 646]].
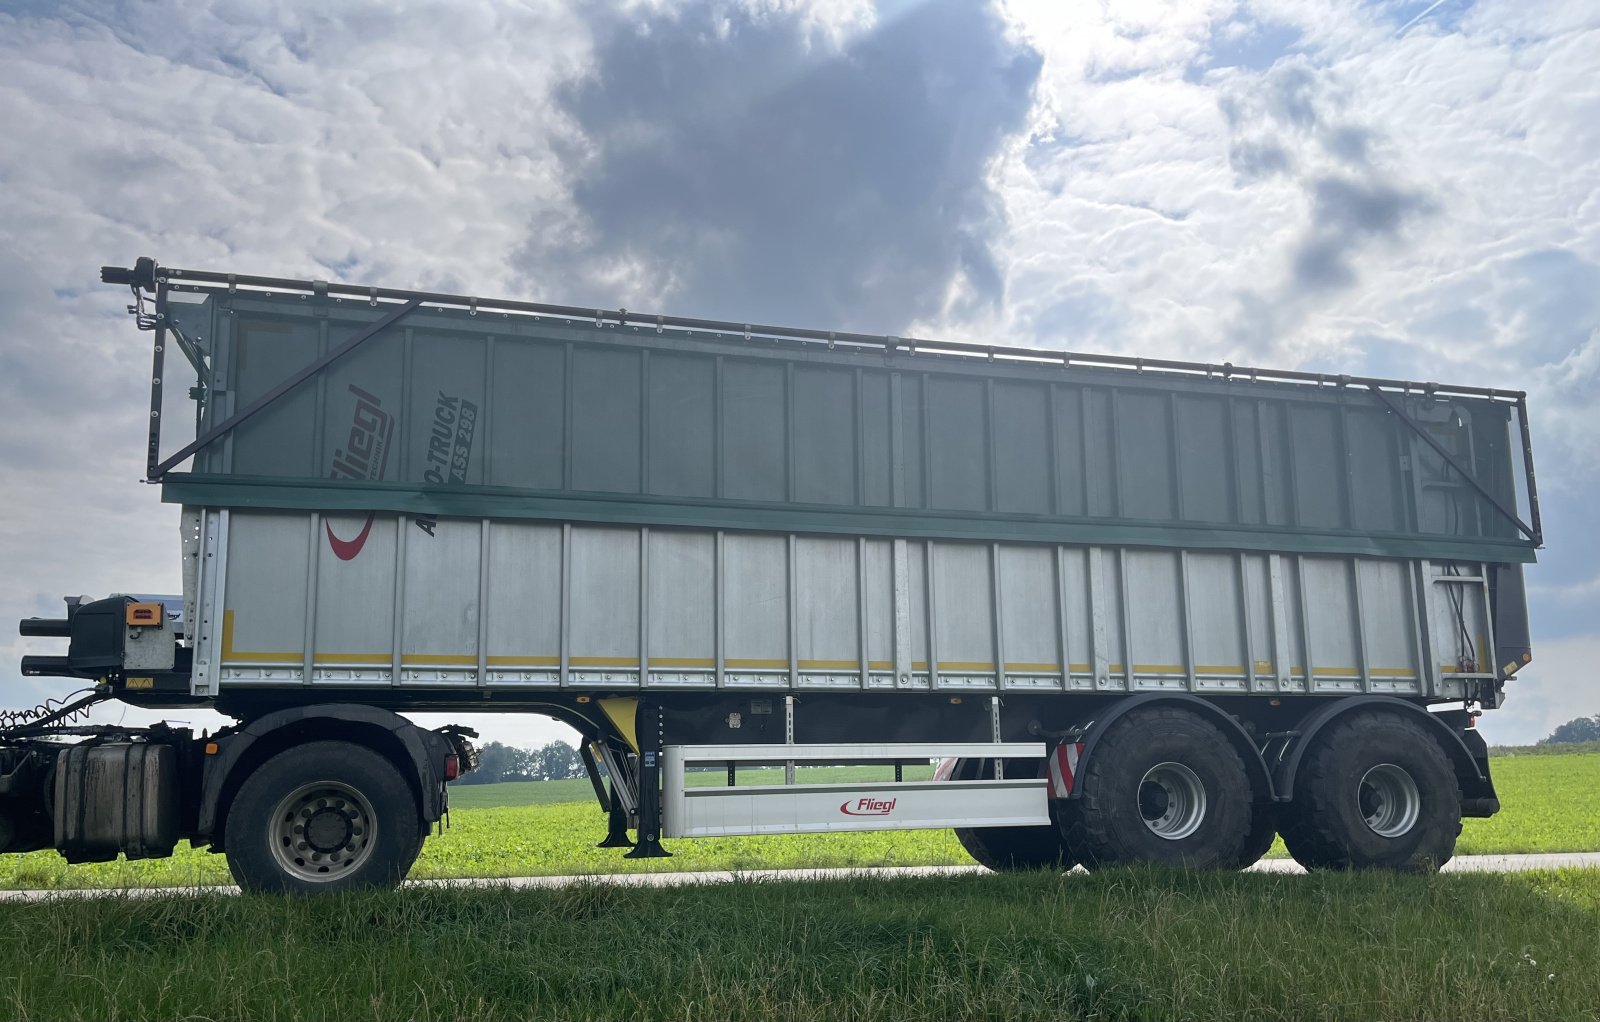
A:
[[269, 781, 377, 882], [1138, 762, 1207, 840], [1358, 763, 1420, 838]]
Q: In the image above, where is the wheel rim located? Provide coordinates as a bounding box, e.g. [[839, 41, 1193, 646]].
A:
[[1358, 763, 1420, 838], [1138, 762, 1207, 840], [268, 780, 377, 883]]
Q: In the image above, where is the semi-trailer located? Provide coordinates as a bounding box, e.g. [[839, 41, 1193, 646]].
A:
[[4, 257, 1540, 892]]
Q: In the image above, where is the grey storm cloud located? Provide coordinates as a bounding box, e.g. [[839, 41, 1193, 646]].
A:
[[1228, 138, 1292, 180], [524, 0, 1042, 333], [1293, 176, 1433, 291], [1221, 59, 1435, 310], [1322, 125, 1373, 165]]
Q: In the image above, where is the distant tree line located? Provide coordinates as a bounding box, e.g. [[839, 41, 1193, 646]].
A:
[[457, 740, 586, 784], [1540, 715, 1600, 745]]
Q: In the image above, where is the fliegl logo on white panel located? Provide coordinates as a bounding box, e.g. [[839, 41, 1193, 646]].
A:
[[840, 797, 897, 816]]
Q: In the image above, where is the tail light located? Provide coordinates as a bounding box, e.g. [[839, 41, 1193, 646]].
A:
[[444, 754, 460, 781]]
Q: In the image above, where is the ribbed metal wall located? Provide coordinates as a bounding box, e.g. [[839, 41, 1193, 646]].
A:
[[194, 509, 1492, 704], [159, 290, 1533, 563]]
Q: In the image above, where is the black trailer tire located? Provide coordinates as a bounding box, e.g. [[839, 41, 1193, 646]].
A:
[[951, 758, 1074, 872], [1278, 711, 1460, 873], [1228, 803, 1278, 870], [224, 740, 420, 895], [1062, 708, 1253, 869]]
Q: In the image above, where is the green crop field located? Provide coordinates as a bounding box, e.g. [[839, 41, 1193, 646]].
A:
[[0, 752, 1593, 891], [1, 868, 1597, 1021]]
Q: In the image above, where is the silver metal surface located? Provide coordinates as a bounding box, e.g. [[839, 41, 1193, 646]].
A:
[[1139, 762, 1208, 840], [661, 742, 1050, 838], [268, 780, 377, 883], [1359, 763, 1421, 838], [196, 508, 1487, 701]]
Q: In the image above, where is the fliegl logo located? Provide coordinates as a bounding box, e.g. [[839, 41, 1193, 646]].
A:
[[840, 796, 897, 817], [325, 384, 393, 561]]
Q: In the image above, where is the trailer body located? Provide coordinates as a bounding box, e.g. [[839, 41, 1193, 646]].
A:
[[5, 258, 1540, 890]]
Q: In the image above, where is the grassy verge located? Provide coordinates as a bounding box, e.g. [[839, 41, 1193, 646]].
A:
[[0, 753, 1592, 890], [1, 869, 1597, 1021]]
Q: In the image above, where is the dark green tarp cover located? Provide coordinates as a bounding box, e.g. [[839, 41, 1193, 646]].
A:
[[158, 289, 1536, 564]]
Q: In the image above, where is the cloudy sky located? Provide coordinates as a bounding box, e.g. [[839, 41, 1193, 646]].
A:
[[1, 0, 1596, 749]]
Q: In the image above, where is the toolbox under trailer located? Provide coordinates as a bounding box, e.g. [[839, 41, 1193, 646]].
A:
[[4, 257, 1540, 891]]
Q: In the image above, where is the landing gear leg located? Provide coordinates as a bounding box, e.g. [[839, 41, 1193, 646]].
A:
[[624, 701, 671, 859], [598, 786, 635, 849], [581, 741, 635, 849]]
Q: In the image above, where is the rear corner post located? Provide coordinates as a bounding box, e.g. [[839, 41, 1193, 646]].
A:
[[623, 701, 671, 859]]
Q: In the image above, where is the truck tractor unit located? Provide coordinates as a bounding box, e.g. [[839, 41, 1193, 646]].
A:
[[5, 257, 1540, 892]]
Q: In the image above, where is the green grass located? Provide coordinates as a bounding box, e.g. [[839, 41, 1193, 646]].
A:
[[447, 777, 597, 809], [0, 753, 1592, 891], [1451, 751, 1600, 855], [2, 869, 1598, 1021]]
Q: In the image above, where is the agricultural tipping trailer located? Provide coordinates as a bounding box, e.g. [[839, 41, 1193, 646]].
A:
[[5, 257, 1540, 891]]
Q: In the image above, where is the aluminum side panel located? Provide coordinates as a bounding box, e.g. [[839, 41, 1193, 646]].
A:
[[204, 510, 1457, 700]]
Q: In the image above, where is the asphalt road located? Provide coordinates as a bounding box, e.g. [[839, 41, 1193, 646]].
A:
[[1, 852, 1595, 901]]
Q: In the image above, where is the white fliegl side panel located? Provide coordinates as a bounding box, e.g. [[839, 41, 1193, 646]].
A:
[[199, 508, 1486, 701], [667, 781, 1051, 838], [661, 743, 1051, 838]]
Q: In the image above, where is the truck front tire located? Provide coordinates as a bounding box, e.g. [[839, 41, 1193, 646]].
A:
[[224, 740, 420, 895], [1278, 712, 1459, 872], [1062, 707, 1253, 869]]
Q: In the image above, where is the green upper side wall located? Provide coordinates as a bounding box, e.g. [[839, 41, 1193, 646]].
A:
[[157, 289, 1537, 564]]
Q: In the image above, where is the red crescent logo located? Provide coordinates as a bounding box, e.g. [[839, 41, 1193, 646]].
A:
[[840, 798, 896, 816], [325, 514, 377, 561]]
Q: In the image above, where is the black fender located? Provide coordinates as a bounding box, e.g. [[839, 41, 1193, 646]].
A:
[[197, 703, 452, 840], [1270, 696, 1495, 811], [1062, 692, 1275, 803]]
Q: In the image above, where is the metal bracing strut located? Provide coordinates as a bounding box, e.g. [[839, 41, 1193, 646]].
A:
[[1367, 386, 1539, 545], [581, 741, 634, 849], [148, 297, 422, 480]]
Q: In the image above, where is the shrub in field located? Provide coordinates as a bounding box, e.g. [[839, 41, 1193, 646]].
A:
[[1540, 715, 1600, 745]]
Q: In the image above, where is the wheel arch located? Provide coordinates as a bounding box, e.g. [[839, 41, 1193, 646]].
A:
[[1272, 696, 1494, 810], [1066, 693, 1275, 803], [199, 703, 451, 851]]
